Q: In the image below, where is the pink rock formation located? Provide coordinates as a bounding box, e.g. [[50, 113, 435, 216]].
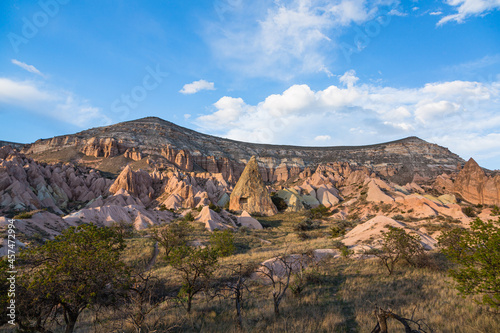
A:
[[229, 156, 277, 216], [237, 211, 263, 229], [109, 165, 154, 204], [0, 151, 112, 213], [195, 206, 233, 231], [124, 149, 143, 161], [366, 180, 394, 203], [81, 137, 119, 158], [453, 158, 500, 205]]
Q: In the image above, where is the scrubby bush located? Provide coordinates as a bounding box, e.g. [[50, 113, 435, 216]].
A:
[[367, 226, 426, 275], [209, 203, 221, 213], [308, 205, 332, 219], [183, 211, 195, 222], [13, 211, 34, 219], [462, 206, 476, 217], [294, 218, 320, 231], [210, 229, 235, 257], [152, 220, 194, 258], [271, 195, 288, 211], [439, 218, 500, 309], [329, 220, 354, 238]]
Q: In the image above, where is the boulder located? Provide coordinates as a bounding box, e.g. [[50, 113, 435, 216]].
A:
[[237, 211, 263, 229]]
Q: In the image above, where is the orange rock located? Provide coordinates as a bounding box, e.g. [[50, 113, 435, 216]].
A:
[[454, 158, 500, 205], [229, 156, 277, 216]]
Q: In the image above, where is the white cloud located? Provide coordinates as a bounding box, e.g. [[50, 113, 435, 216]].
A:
[[429, 11, 443, 15], [415, 100, 460, 123], [196, 70, 500, 168], [388, 8, 407, 16], [0, 77, 111, 128], [438, 0, 500, 25], [204, 0, 399, 79], [180, 79, 215, 94], [339, 69, 359, 88], [315, 135, 331, 141], [11, 59, 45, 77]]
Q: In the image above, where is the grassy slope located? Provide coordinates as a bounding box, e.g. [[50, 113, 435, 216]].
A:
[[2, 212, 499, 332]]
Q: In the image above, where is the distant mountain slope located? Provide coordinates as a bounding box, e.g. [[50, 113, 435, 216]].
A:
[[18, 117, 464, 184]]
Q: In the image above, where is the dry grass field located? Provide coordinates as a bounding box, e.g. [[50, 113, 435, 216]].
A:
[[2, 211, 499, 332]]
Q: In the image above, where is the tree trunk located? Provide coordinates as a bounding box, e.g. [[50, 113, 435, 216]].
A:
[[274, 298, 280, 318], [375, 308, 388, 333], [187, 294, 193, 313], [235, 291, 243, 329], [64, 310, 79, 333]]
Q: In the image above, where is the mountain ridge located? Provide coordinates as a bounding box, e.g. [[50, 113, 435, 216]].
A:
[[6, 116, 465, 184]]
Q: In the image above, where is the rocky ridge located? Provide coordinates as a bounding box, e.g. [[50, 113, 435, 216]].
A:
[[1, 117, 499, 253], [21, 117, 465, 185]]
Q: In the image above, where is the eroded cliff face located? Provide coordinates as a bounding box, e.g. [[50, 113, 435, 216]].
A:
[[20, 117, 464, 185], [453, 158, 500, 205]]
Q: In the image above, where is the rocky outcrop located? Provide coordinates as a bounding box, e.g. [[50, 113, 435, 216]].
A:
[[109, 166, 154, 204], [454, 158, 500, 205], [81, 137, 119, 158], [229, 156, 277, 216], [342, 215, 437, 250], [0, 150, 112, 214], [20, 117, 464, 185], [195, 206, 235, 231], [124, 149, 143, 161]]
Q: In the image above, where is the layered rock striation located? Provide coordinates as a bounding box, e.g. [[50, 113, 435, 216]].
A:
[[21, 117, 464, 184]]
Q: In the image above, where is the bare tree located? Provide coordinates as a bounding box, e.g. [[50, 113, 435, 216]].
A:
[[370, 306, 432, 333], [259, 254, 308, 318], [213, 263, 256, 330], [124, 272, 166, 333]]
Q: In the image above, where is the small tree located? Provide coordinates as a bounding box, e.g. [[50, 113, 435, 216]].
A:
[[440, 218, 500, 309], [168, 245, 219, 313], [259, 254, 304, 317], [210, 229, 236, 257], [215, 263, 256, 330], [367, 226, 425, 275], [152, 220, 194, 258], [17, 224, 130, 333], [123, 272, 166, 333]]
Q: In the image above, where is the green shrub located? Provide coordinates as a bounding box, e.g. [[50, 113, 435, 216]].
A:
[[13, 211, 34, 219], [439, 218, 500, 309], [209, 203, 221, 213], [462, 206, 476, 217], [294, 218, 320, 231], [367, 227, 426, 275], [210, 229, 235, 257], [183, 212, 195, 222], [308, 205, 332, 219], [271, 195, 288, 212]]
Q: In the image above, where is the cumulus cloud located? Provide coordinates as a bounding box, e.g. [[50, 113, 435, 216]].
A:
[[196, 70, 500, 168], [11, 59, 45, 77], [438, 0, 500, 25], [315, 135, 331, 141], [180, 79, 215, 94], [0, 78, 111, 128], [204, 0, 399, 79]]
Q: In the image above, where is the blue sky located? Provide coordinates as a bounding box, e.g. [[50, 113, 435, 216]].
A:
[[1, 0, 500, 170]]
